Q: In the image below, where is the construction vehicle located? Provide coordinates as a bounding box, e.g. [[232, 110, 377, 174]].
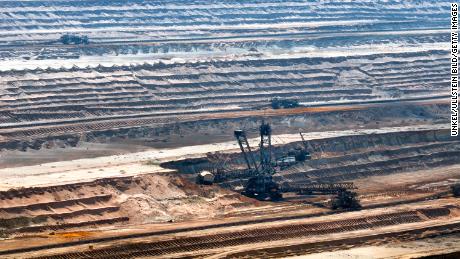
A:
[[234, 123, 282, 200], [276, 148, 310, 169], [233, 121, 360, 207], [299, 132, 312, 160], [275, 156, 296, 168], [272, 132, 311, 169], [196, 170, 215, 185], [60, 34, 89, 45], [331, 189, 362, 210], [271, 97, 300, 109]]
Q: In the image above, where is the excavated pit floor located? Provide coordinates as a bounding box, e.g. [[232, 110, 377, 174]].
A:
[[0, 121, 459, 258]]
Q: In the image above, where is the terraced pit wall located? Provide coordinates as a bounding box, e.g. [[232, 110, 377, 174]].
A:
[[163, 128, 460, 189], [0, 103, 448, 151], [0, 0, 453, 153]]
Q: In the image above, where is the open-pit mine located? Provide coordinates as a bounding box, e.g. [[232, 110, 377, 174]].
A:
[[0, 0, 459, 258]]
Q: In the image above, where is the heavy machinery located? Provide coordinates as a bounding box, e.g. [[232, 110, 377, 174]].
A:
[[59, 34, 89, 45], [331, 189, 362, 210], [234, 122, 282, 200], [275, 132, 311, 169], [280, 182, 357, 195], [233, 121, 360, 208], [196, 170, 215, 185], [299, 132, 312, 160]]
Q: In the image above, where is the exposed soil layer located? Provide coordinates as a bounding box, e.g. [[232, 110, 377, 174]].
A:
[[0, 102, 448, 152], [0, 174, 255, 236], [0, 0, 456, 258], [0, 125, 457, 259], [13, 199, 460, 259], [0, 126, 459, 259], [165, 127, 459, 192]]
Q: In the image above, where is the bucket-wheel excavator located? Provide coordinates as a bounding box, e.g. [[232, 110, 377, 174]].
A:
[[234, 121, 360, 209], [234, 121, 282, 200]]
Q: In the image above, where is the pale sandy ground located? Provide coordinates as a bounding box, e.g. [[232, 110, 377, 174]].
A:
[[354, 164, 460, 193], [285, 233, 460, 259], [0, 124, 448, 191]]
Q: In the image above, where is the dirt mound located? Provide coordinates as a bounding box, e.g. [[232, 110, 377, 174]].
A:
[[0, 173, 253, 236]]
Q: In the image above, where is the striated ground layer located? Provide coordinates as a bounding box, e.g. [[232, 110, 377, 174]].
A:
[[0, 1, 458, 258], [0, 0, 453, 152]]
